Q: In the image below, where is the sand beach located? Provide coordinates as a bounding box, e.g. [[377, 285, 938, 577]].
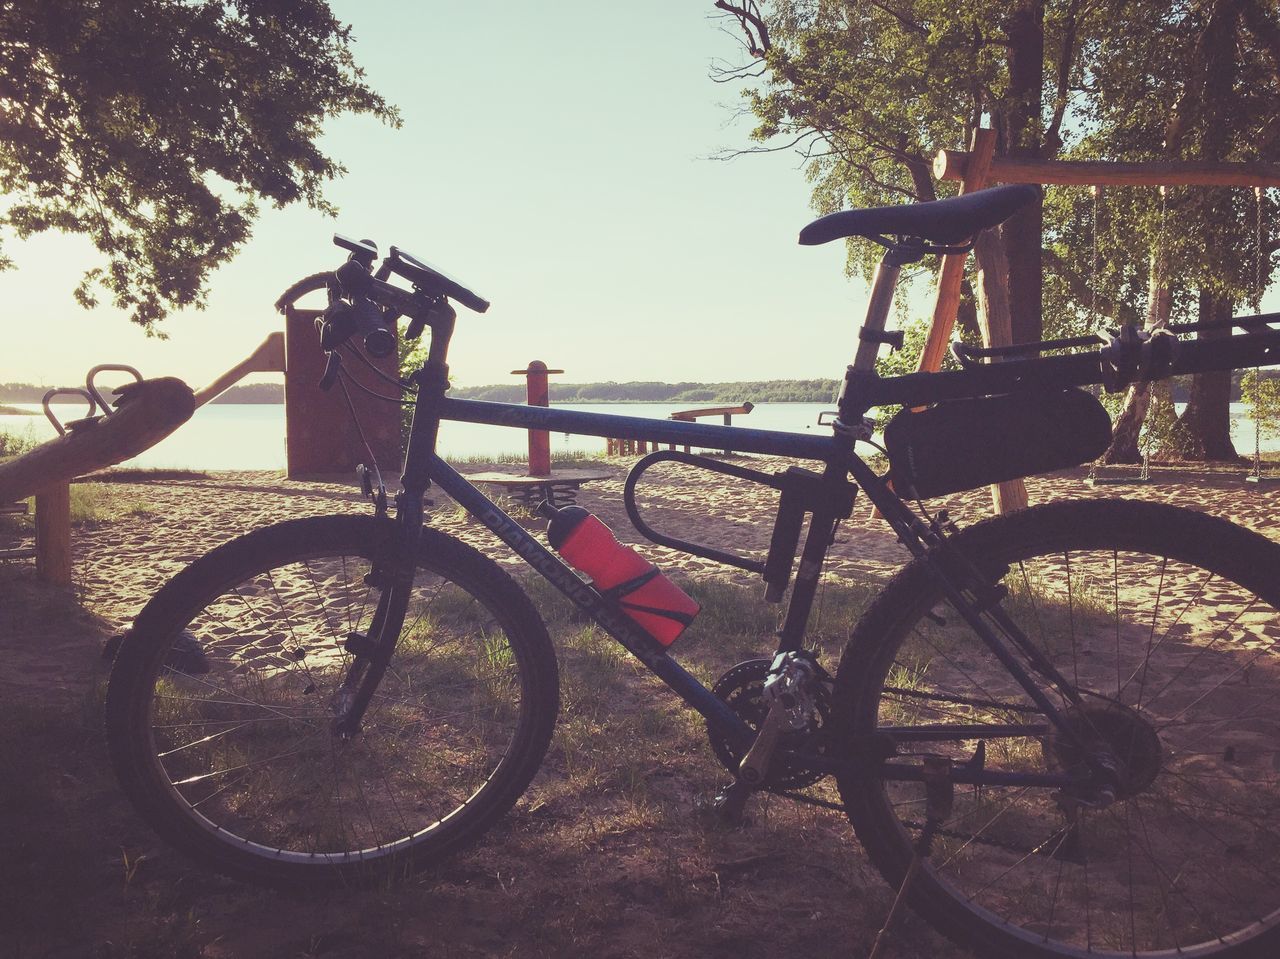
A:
[[3, 457, 1280, 958]]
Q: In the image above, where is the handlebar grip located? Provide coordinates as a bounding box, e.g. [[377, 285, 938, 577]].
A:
[[274, 272, 333, 313]]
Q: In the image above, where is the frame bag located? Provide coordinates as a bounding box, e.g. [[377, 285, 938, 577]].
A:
[[884, 387, 1112, 500]]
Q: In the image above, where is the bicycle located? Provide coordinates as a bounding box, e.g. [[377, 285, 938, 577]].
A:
[[106, 183, 1280, 958]]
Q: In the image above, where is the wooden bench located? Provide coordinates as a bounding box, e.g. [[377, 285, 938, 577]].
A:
[[667, 402, 754, 454], [603, 404, 755, 457]]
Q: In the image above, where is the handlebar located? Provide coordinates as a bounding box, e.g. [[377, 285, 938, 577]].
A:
[[273, 234, 489, 367]]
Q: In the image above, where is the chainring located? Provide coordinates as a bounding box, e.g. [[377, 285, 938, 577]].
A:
[[707, 658, 831, 790]]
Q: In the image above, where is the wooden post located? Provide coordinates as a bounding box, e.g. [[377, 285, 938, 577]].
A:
[[907, 128, 1028, 514], [510, 361, 563, 477], [972, 230, 1030, 513], [917, 128, 998, 376], [34, 483, 71, 586]]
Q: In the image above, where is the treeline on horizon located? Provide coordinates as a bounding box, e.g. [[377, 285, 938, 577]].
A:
[[0, 382, 286, 404], [3, 373, 1273, 406], [450, 379, 842, 403]]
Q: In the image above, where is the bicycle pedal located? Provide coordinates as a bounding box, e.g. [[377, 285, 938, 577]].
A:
[[694, 782, 753, 830]]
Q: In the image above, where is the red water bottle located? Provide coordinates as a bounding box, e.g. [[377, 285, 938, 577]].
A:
[[546, 506, 699, 646]]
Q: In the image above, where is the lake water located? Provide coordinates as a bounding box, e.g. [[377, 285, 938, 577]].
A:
[[2, 401, 1276, 471]]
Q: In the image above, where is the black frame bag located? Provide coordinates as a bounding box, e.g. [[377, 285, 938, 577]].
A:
[[883, 387, 1112, 500]]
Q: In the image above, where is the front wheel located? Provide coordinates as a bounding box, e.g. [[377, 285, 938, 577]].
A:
[[836, 500, 1280, 958], [107, 514, 559, 886]]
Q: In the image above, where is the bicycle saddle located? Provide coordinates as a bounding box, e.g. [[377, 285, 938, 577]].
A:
[[798, 183, 1040, 246]]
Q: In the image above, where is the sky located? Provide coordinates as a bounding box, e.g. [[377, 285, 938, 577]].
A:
[[0, 1, 864, 392]]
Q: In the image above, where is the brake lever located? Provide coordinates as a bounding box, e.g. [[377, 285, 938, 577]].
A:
[[404, 299, 456, 342], [319, 351, 343, 391]]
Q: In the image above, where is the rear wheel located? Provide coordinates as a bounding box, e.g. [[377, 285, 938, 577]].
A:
[[106, 514, 559, 886], [836, 500, 1280, 958]]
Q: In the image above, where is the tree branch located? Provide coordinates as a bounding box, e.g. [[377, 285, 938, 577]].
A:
[[867, 2, 929, 36], [1042, 246, 1138, 326], [713, 1, 771, 57], [1043, 0, 1083, 156]]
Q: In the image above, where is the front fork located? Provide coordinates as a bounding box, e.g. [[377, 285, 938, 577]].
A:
[[331, 493, 422, 737], [331, 351, 446, 736]]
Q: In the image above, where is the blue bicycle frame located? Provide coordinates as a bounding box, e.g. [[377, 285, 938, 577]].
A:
[[373, 360, 1084, 791]]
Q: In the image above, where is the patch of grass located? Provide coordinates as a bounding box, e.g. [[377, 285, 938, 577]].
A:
[[679, 574, 877, 667], [0, 403, 38, 416], [0, 423, 38, 459], [84, 468, 211, 483], [446, 451, 611, 469], [68, 482, 154, 524], [2, 482, 154, 536]]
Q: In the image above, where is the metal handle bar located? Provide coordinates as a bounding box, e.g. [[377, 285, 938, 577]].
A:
[[844, 325, 1280, 416]]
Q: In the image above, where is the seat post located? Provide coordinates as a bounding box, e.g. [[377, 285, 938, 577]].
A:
[[852, 244, 916, 372]]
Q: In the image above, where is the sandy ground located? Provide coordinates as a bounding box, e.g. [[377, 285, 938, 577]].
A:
[[4, 455, 1278, 695], [3, 456, 1280, 958], [34, 456, 1280, 633]]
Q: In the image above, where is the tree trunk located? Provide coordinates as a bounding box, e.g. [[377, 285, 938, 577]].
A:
[[1104, 252, 1171, 463], [1001, 0, 1045, 347], [973, 227, 1030, 513], [1170, 290, 1240, 460], [957, 281, 981, 343]]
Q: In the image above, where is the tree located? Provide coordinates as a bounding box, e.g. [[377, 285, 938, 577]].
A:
[[1241, 367, 1280, 464], [1082, 1, 1280, 461], [716, 1, 1280, 462], [0, 0, 397, 328], [713, 0, 1096, 346]]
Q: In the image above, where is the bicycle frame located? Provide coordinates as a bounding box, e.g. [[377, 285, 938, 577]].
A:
[[370, 359, 1084, 792]]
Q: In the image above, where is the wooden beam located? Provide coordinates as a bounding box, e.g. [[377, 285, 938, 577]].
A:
[[193, 333, 285, 408], [285, 310, 401, 478], [35, 483, 71, 586], [917, 129, 997, 375], [935, 151, 1280, 188]]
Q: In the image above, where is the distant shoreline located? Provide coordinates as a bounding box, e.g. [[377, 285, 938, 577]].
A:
[[0, 380, 843, 405]]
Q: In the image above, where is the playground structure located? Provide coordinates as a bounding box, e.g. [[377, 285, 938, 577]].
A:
[[1, 325, 373, 583], [0, 314, 404, 584], [911, 128, 1280, 511], [0, 371, 201, 584]]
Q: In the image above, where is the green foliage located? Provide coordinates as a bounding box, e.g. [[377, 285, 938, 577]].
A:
[[1242, 369, 1280, 441], [723, 2, 1280, 342], [0, 423, 37, 459], [724, 1, 1097, 280], [0, 1, 398, 328]]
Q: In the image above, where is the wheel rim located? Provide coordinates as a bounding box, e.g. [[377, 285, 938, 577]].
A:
[[859, 539, 1280, 956], [142, 547, 532, 867]]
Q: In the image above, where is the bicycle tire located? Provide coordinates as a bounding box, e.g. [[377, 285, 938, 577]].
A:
[[106, 514, 559, 886], [835, 499, 1280, 958]]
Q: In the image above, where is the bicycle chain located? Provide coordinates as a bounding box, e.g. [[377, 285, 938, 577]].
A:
[[881, 685, 1041, 715], [767, 790, 1043, 857]]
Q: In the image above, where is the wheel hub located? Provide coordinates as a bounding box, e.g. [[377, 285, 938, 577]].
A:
[[1046, 699, 1163, 800]]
